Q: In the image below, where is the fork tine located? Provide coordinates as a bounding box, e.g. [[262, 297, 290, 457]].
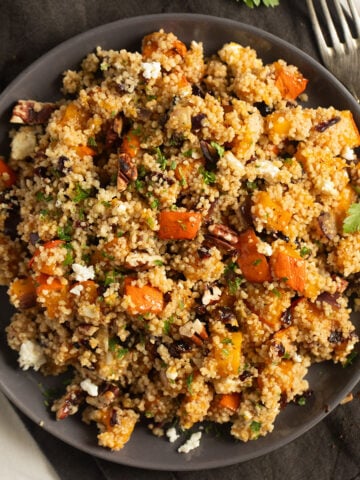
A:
[[347, 0, 360, 38], [333, 0, 356, 50], [320, 0, 343, 51], [306, 0, 330, 55]]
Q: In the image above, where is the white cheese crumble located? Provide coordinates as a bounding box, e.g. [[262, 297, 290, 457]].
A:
[[257, 241, 273, 256], [223, 151, 245, 176], [178, 431, 202, 453], [179, 319, 204, 338], [18, 340, 46, 371], [70, 284, 84, 296], [166, 366, 178, 381], [321, 179, 337, 196], [80, 378, 98, 397], [255, 160, 281, 181], [11, 127, 38, 160], [166, 427, 180, 443], [141, 61, 162, 80], [342, 146, 356, 161], [72, 263, 95, 282]]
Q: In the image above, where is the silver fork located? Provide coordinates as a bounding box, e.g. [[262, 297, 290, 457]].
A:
[[306, 0, 360, 102]]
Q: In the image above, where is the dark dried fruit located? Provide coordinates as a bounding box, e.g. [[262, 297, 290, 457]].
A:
[[191, 113, 207, 131], [328, 330, 343, 344], [254, 101, 273, 117], [317, 292, 341, 308], [315, 116, 341, 132], [200, 140, 220, 171], [239, 370, 252, 381], [167, 340, 192, 358]]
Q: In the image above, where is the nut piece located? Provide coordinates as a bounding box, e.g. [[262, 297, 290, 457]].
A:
[[117, 153, 138, 192], [52, 386, 85, 420], [10, 100, 56, 125], [202, 284, 222, 306], [208, 223, 238, 245]]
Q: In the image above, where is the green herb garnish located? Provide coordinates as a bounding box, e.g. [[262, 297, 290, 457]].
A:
[[343, 203, 360, 233]]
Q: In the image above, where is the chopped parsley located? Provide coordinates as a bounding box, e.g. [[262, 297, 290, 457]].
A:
[[343, 203, 360, 233], [57, 224, 72, 242], [186, 373, 193, 394], [87, 136, 97, 148], [36, 191, 53, 202], [297, 396, 306, 406], [250, 420, 262, 433], [155, 147, 168, 170], [72, 183, 92, 203], [199, 166, 216, 185], [252, 258, 262, 266], [183, 149, 193, 158], [228, 276, 243, 295], [108, 337, 128, 359], [163, 315, 175, 335], [222, 338, 233, 345], [153, 259, 164, 266], [210, 141, 225, 158], [271, 288, 281, 298], [245, 180, 258, 191], [343, 350, 358, 367], [300, 246, 312, 258]]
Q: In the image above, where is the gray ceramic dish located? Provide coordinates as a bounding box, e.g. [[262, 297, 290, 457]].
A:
[[0, 13, 359, 472]]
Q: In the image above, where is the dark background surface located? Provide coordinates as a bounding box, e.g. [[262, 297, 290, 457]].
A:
[[0, 1, 359, 479]]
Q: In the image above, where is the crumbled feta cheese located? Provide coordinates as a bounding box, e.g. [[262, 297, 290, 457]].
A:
[[179, 319, 204, 338], [166, 427, 180, 443], [18, 340, 46, 371], [255, 160, 281, 181], [11, 127, 37, 160], [80, 378, 98, 397], [257, 241, 273, 256], [178, 431, 202, 453], [166, 366, 178, 381], [293, 354, 302, 363], [72, 263, 95, 282], [342, 146, 356, 161], [321, 179, 337, 195], [70, 284, 84, 296], [141, 61, 161, 80], [223, 151, 245, 176]]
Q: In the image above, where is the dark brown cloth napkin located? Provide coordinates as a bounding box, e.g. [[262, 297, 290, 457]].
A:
[[1, 1, 359, 479]]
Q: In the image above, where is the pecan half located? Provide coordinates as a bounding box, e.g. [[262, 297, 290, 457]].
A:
[[203, 234, 237, 254], [10, 100, 56, 125], [208, 223, 238, 245]]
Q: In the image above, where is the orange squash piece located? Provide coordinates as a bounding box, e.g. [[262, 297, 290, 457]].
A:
[[158, 211, 202, 240], [125, 278, 164, 315], [236, 228, 271, 283], [270, 244, 306, 294]]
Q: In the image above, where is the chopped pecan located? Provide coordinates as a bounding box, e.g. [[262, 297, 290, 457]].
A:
[[208, 223, 238, 245], [117, 153, 138, 191], [53, 386, 85, 420], [10, 100, 56, 125], [202, 284, 222, 306], [318, 212, 337, 240]]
